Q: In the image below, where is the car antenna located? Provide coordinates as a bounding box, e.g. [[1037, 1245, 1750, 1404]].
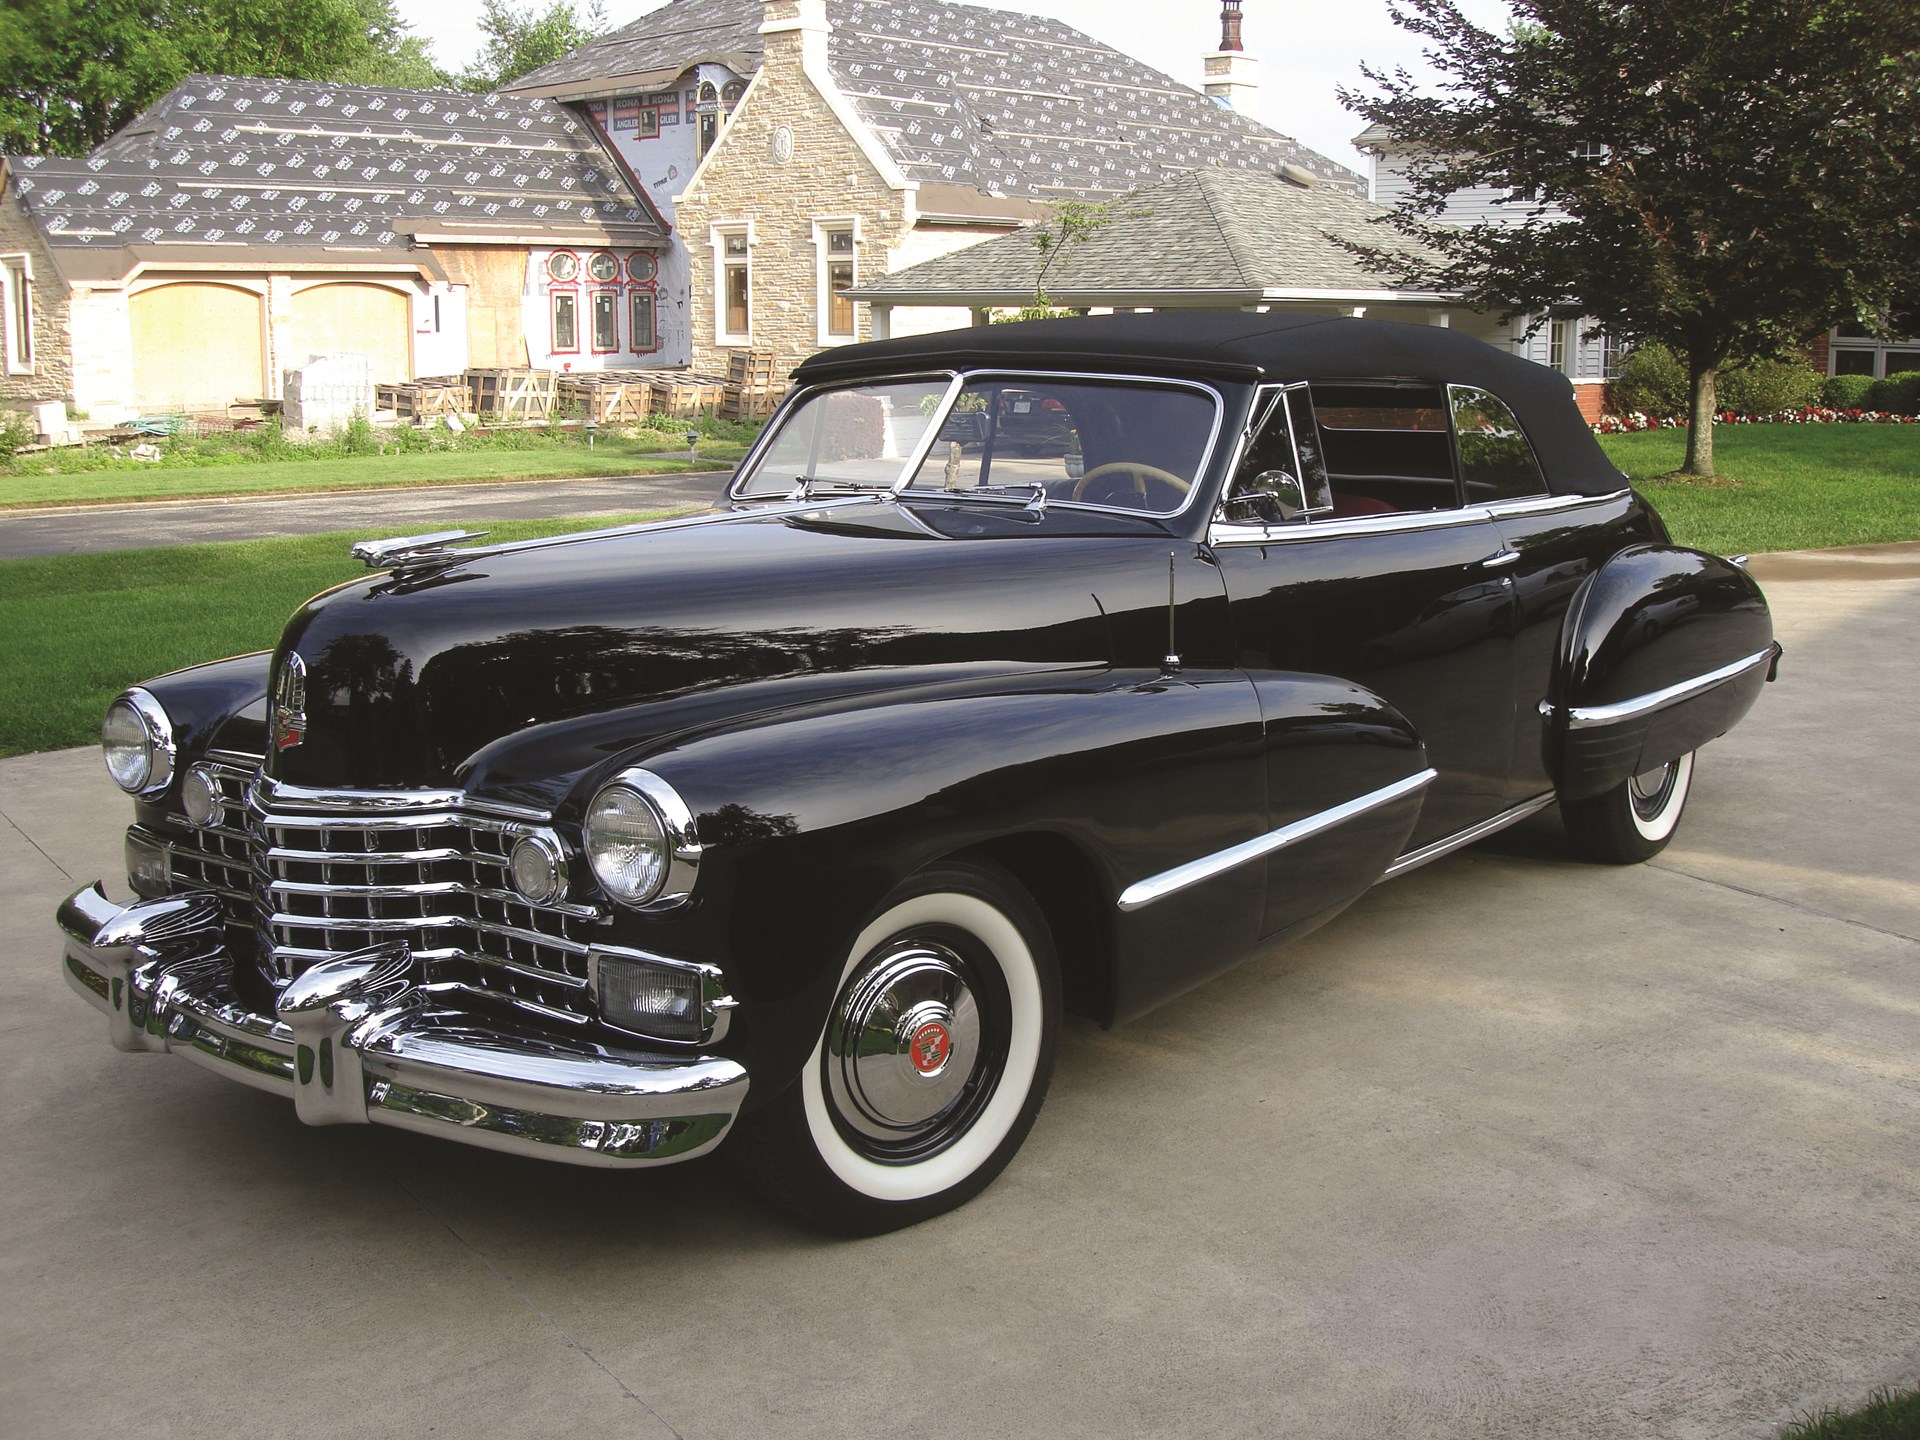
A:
[[1162, 550, 1182, 677]]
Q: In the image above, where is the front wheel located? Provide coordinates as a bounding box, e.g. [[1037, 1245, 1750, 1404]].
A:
[[729, 860, 1061, 1235], [1561, 750, 1696, 864]]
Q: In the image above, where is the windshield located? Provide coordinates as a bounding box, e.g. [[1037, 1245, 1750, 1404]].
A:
[[733, 378, 952, 497], [902, 377, 1214, 515]]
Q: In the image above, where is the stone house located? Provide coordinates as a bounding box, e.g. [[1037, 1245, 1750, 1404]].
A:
[[504, 0, 1363, 375], [0, 74, 667, 422]]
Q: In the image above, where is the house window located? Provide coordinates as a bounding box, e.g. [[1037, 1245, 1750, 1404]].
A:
[[630, 289, 657, 352], [715, 227, 751, 341], [1829, 323, 1920, 378], [551, 289, 578, 353], [1549, 318, 1573, 373], [591, 290, 619, 353], [823, 227, 856, 339], [2, 256, 32, 374], [697, 82, 720, 159]]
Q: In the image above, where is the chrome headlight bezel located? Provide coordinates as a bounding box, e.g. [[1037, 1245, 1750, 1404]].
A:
[[507, 830, 570, 906], [101, 687, 176, 799], [582, 767, 701, 910]]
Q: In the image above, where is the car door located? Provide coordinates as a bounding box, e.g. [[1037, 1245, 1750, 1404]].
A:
[[1209, 381, 1520, 927], [1448, 383, 1646, 806]]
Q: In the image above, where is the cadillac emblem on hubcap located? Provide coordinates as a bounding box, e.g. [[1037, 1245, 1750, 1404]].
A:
[[271, 652, 307, 752], [909, 1019, 952, 1075]]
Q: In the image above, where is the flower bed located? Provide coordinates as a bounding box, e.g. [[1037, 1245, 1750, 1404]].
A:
[[1595, 407, 1920, 433]]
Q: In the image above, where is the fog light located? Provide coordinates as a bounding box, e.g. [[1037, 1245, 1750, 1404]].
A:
[[181, 764, 223, 829], [126, 830, 170, 898], [508, 833, 567, 905], [592, 948, 727, 1044]]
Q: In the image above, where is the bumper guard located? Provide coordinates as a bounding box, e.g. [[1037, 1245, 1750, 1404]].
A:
[[58, 883, 748, 1167]]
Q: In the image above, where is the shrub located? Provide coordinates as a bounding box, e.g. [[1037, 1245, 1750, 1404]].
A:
[[1608, 343, 1689, 418], [341, 411, 380, 456], [1865, 371, 1920, 415], [1822, 374, 1876, 409], [1716, 358, 1823, 415], [0, 408, 32, 458]]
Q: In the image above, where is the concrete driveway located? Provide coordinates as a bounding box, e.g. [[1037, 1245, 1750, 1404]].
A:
[[0, 470, 731, 558], [1, 557, 1914, 1439]]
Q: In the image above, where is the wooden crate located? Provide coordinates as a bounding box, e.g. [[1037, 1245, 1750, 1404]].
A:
[[648, 372, 730, 416], [725, 349, 779, 389], [721, 383, 784, 422], [467, 367, 558, 419], [557, 373, 654, 425], [377, 376, 470, 420]]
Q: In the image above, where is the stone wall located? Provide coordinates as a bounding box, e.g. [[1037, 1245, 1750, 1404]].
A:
[[0, 184, 74, 407], [673, 16, 911, 376]]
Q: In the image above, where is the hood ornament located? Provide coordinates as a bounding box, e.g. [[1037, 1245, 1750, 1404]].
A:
[[349, 529, 489, 575], [271, 652, 308, 752]]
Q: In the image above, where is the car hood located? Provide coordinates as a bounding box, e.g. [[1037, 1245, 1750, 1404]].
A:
[[265, 501, 1187, 797]]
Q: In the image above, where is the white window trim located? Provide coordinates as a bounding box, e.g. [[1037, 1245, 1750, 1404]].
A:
[[811, 217, 861, 346], [1, 253, 34, 376], [1828, 326, 1920, 379], [710, 221, 754, 346]]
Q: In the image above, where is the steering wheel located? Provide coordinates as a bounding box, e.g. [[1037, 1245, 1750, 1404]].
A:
[[1069, 462, 1191, 505]]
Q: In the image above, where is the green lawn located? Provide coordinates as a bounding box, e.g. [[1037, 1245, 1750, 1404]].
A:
[[0, 437, 744, 509], [1598, 425, 1920, 555], [0, 516, 659, 757]]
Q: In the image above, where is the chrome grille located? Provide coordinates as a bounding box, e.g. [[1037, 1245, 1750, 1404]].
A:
[[164, 754, 604, 1021]]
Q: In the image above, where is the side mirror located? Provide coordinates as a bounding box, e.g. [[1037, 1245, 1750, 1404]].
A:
[[1224, 469, 1309, 525]]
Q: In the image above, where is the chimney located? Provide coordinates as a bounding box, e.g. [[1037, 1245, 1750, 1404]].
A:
[[760, 0, 830, 71], [1204, 1, 1259, 111]]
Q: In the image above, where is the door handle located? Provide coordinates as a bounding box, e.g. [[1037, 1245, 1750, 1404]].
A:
[[1480, 549, 1522, 569]]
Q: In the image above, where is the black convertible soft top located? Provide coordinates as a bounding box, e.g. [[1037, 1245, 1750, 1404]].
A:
[[792, 312, 1627, 497]]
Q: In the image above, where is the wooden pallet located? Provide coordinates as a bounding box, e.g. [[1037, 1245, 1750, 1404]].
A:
[[725, 348, 779, 389], [377, 376, 470, 420], [720, 384, 783, 422], [467, 367, 558, 419], [557, 373, 655, 425]]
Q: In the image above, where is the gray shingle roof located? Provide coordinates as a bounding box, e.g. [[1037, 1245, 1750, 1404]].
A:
[[852, 166, 1437, 301], [6, 73, 665, 253], [508, 0, 1364, 199]]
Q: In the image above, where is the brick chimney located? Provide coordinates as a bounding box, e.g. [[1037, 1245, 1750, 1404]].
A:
[[761, 0, 830, 71], [1203, 1, 1259, 111]]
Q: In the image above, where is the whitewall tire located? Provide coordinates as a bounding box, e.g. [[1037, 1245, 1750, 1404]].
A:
[[1562, 750, 1696, 863]]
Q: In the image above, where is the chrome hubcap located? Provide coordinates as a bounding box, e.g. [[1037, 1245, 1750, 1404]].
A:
[[825, 941, 983, 1143], [1629, 761, 1676, 819]]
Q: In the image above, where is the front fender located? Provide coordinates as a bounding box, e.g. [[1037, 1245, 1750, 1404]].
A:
[[1544, 545, 1777, 801], [628, 666, 1269, 1095]]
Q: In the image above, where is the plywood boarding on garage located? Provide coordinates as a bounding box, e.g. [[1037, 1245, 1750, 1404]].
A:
[[434, 246, 532, 369], [287, 282, 412, 382], [130, 282, 265, 412]]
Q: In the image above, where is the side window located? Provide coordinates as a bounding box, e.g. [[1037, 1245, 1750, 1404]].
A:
[[1307, 382, 1460, 514], [1223, 385, 1332, 523], [1449, 385, 1547, 502]]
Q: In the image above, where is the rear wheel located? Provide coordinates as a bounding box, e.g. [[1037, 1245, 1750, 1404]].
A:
[[1561, 750, 1696, 863], [729, 860, 1060, 1234]]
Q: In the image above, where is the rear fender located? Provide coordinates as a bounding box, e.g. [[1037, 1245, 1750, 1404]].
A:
[[1543, 546, 1778, 801]]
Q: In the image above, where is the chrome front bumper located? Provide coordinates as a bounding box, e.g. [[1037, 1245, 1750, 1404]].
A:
[[58, 883, 748, 1167]]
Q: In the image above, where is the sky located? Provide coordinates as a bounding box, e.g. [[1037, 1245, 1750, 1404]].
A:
[[392, 0, 1516, 175]]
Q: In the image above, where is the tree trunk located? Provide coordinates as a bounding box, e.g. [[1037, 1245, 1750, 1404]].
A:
[[1683, 354, 1718, 477]]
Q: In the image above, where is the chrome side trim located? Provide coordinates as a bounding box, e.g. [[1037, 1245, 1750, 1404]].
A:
[[1379, 792, 1557, 880], [1117, 769, 1437, 912], [1207, 488, 1634, 549], [1546, 646, 1778, 730]]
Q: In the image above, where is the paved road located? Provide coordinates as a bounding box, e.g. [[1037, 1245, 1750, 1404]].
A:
[[2, 557, 1916, 1438], [0, 470, 733, 558]]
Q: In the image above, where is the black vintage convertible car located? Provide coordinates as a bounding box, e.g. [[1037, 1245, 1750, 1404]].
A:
[[58, 314, 1778, 1232]]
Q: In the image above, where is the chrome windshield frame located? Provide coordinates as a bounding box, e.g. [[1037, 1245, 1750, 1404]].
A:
[[727, 367, 1229, 522]]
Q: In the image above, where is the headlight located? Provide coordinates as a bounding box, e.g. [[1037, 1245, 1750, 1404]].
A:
[[181, 764, 223, 828], [582, 768, 699, 909], [508, 832, 568, 905], [101, 688, 175, 797]]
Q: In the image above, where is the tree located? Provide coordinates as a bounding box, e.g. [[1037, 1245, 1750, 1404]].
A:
[[459, 0, 607, 93], [1340, 0, 1920, 475], [0, 0, 451, 157]]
